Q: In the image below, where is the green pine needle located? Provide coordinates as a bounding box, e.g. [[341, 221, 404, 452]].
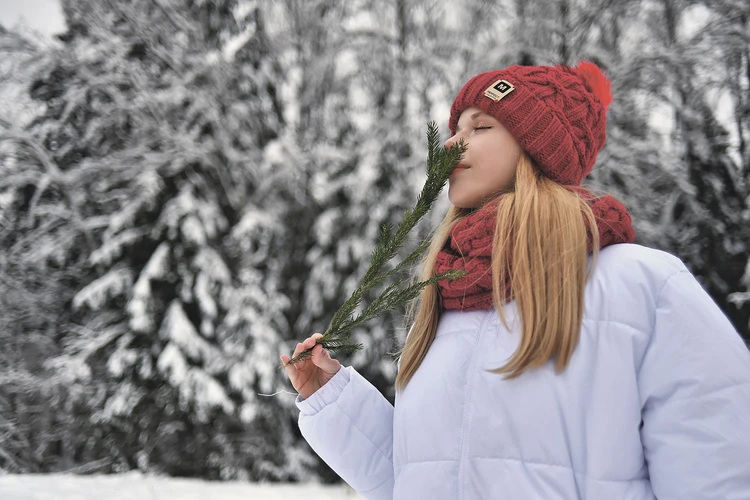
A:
[[282, 122, 466, 369]]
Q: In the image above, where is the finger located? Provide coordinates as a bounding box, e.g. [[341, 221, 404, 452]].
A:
[[290, 334, 321, 361], [323, 349, 340, 373], [292, 342, 305, 358], [310, 344, 324, 366], [304, 335, 319, 349], [307, 334, 324, 354], [280, 353, 293, 365], [280, 354, 296, 374], [297, 336, 317, 358]]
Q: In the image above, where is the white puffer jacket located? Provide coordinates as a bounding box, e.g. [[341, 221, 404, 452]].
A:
[[295, 244, 750, 499]]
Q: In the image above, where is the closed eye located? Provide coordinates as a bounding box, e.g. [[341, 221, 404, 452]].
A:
[[474, 126, 491, 131]]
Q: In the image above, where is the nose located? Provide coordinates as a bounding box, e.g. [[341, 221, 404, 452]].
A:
[[445, 131, 468, 157], [445, 132, 460, 150]]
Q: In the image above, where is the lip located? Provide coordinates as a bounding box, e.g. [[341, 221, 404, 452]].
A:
[[451, 164, 470, 175]]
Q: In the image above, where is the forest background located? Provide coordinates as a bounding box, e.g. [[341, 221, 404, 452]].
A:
[[1, 0, 748, 484]]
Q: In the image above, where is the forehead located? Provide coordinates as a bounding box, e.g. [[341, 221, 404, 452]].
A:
[[457, 108, 492, 123]]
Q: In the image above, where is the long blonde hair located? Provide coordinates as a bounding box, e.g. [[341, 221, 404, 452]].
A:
[[395, 153, 600, 393]]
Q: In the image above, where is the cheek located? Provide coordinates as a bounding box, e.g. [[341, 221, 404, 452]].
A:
[[448, 173, 483, 206]]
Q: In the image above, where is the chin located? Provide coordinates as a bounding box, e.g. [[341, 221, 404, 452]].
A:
[[448, 186, 483, 209], [449, 198, 480, 209]]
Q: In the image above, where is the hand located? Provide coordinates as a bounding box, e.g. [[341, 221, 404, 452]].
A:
[[280, 333, 341, 400]]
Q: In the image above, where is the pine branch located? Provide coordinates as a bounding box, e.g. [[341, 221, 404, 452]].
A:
[[282, 122, 466, 368], [285, 269, 465, 366]]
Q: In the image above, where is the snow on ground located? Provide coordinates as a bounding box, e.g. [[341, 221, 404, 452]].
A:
[[0, 472, 365, 499]]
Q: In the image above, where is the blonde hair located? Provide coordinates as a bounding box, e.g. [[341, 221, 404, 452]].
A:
[[395, 153, 600, 393]]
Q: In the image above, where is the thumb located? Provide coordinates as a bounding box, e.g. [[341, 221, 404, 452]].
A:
[[312, 344, 340, 373]]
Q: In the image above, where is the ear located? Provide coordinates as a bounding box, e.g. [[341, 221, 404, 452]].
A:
[[574, 60, 613, 111]]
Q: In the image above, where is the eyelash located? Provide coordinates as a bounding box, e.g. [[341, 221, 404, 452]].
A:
[[474, 126, 491, 131]]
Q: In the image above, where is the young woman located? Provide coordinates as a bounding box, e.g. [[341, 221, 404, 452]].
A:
[[280, 61, 750, 499]]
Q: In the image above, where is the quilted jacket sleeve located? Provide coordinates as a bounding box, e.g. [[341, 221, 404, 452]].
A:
[[638, 269, 750, 499], [295, 365, 394, 500]]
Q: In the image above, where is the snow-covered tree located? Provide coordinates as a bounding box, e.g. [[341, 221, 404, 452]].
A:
[[7, 0, 307, 479], [0, 23, 88, 473], [268, 1, 462, 410], [616, 0, 750, 339], [1, 0, 746, 481]]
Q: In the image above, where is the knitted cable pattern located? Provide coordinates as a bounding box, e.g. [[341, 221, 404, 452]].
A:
[[434, 190, 635, 311]]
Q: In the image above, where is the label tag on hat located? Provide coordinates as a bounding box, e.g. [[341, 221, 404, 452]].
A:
[[484, 79, 515, 101]]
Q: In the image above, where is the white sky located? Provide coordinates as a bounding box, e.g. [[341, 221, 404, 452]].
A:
[[0, 0, 66, 37]]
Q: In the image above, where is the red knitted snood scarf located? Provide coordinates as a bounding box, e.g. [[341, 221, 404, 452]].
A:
[[434, 188, 636, 311]]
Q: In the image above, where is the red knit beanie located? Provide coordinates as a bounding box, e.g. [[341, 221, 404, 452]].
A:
[[449, 61, 613, 186]]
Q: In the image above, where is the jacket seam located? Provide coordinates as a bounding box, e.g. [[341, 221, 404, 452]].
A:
[[445, 316, 651, 339], [398, 456, 649, 484], [358, 470, 394, 494], [648, 379, 750, 404], [457, 309, 493, 500], [398, 459, 457, 465], [471, 456, 649, 484], [394, 459, 455, 477], [637, 269, 690, 381], [581, 317, 648, 337], [333, 399, 393, 472]]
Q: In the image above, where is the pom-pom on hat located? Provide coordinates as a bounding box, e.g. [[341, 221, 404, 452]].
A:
[[448, 60, 613, 186]]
